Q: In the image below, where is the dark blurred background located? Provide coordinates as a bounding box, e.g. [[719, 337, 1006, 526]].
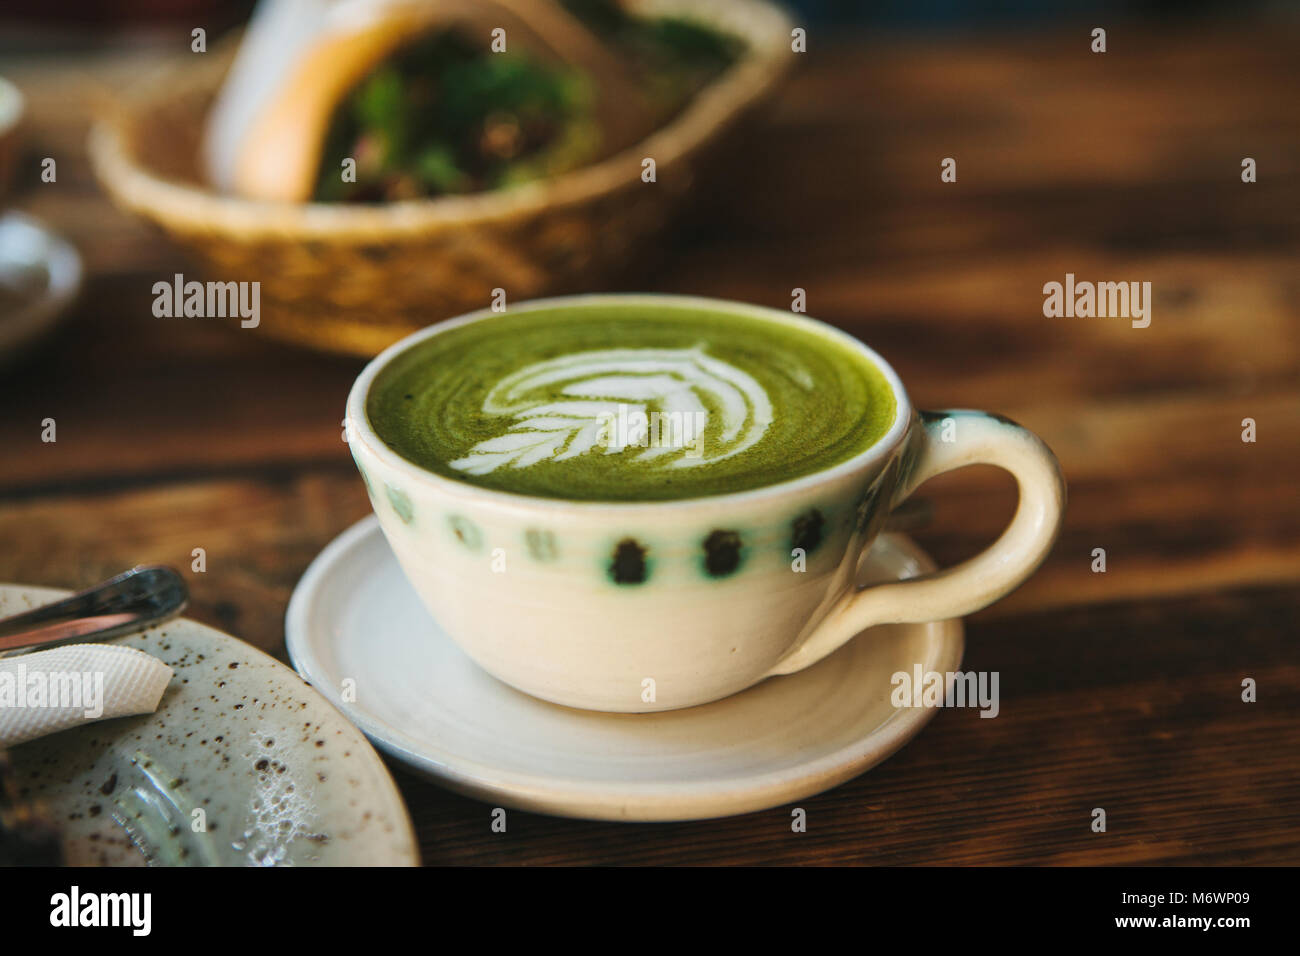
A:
[[2, 0, 1297, 34]]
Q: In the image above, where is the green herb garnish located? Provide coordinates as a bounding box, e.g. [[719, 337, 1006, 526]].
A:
[[315, 3, 743, 203]]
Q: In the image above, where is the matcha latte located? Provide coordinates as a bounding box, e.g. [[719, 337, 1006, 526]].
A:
[[366, 303, 897, 501]]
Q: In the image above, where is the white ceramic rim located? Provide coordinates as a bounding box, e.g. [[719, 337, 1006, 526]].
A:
[[346, 293, 914, 515], [285, 516, 964, 821]]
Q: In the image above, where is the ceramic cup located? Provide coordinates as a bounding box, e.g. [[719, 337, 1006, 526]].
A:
[[346, 295, 1066, 713]]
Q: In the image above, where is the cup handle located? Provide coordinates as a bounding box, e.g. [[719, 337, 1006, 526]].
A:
[[766, 410, 1066, 676]]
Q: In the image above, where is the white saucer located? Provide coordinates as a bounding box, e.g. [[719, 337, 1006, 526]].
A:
[[0, 212, 82, 362], [287, 517, 963, 822], [1, 583, 418, 865]]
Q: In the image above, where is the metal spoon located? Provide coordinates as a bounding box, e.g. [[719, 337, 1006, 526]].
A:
[[0, 566, 188, 656]]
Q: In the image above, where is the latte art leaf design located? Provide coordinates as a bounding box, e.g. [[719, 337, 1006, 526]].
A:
[[448, 346, 778, 475]]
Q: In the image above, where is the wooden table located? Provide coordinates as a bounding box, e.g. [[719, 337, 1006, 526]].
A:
[[2, 23, 1297, 865]]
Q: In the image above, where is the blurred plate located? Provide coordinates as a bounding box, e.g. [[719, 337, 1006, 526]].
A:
[[1, 582, 418, 866], [0, 212, 82, 362]]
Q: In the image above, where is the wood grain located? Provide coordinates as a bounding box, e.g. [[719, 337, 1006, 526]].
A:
[[1, 22, 1297, 864]]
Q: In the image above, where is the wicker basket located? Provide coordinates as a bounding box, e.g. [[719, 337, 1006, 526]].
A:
[[88, 0, 794, 356]]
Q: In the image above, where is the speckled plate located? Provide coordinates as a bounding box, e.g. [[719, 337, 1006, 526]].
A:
[[0, 584, 418, 866], [286, 517, 964, 822]]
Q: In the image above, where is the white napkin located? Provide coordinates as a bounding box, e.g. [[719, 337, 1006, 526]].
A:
[[0, 644, 173, 749]]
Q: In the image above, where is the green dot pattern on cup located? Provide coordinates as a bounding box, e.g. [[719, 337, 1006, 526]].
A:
[[525, 528, 559, 562], [701, 529, 745, 578], [447, 515, 483, 551], [608, 538, 650, 585], [385, 485, 414, 525], [790, 508, 825, 555], [359, 478, 843, 587], [363, 499, 849, 584]]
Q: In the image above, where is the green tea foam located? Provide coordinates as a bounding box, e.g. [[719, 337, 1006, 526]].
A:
[[366, 303, 896, 501]]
